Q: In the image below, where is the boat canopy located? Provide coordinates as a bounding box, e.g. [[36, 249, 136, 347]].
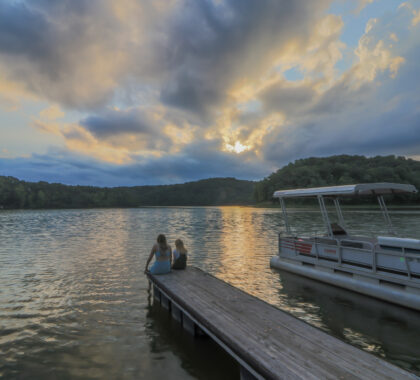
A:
[[273, 183, 417, 199]]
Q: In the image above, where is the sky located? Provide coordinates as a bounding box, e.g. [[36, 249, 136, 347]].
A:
[[0, 0, 419, 186]]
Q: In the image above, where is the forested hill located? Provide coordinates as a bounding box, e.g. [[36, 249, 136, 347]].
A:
[[2, 155, 420, 209], [254, 155, 420, 203], [0, 177, 255, 209]]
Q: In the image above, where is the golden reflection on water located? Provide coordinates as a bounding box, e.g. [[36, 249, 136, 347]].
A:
[[214, 207, 283, 306], [2, 207, 420, 377], [342, 328, 384, 356], [200, 207, 420, 373], [209, 207, 338, 331]]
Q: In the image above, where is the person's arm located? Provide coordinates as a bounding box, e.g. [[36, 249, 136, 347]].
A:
[[144, 246, 155, 273], [169, 246, 173, 266]]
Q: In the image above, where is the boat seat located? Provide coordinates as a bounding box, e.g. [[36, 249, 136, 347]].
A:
[[331, 223, 347, 236]]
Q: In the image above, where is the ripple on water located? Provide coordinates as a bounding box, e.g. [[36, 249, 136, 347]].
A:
[[1, 207, 420, 378]]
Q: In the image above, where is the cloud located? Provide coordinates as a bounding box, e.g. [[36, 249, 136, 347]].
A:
[[0, 0, 333, 114], [260, 80, 316, 116], [0, 140, 269, 186], [354, 0, 375, 14], [80, 108, 158, 138], [354, 32, 405, 81], [159, 0, 332, 118], [256, 5, 420, 167], [32, 120, 62, 136], [412, 8, 420, 26], [1, 0, 420, 186], [39, 105, 65, 121], [0, 76, 34, 111], [0, 0, 155, 109], [299, 14, 346, 79]]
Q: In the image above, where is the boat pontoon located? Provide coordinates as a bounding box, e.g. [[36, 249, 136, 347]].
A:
[[270, 183, 420, 311]]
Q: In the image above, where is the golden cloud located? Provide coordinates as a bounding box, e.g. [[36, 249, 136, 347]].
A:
[[412, 9, 420, 26], [354, 37, 405, 81], [62, 124, 132, 164], [39, 105, 65, 121], [0, 71, 36, 111]]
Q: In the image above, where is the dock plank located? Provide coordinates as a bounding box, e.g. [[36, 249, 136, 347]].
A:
[[148, 267, 417, 380]]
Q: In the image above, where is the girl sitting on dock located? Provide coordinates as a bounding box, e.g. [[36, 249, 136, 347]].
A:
[[172, 239, 187, 269], [145, 234, 172, 274]]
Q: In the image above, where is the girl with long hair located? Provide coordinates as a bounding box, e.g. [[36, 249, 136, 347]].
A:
[[145, 234, 172, 274], [172, 239, 187, 269]]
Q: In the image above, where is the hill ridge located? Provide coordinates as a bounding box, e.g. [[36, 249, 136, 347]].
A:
[[1, 155, 420, 209]]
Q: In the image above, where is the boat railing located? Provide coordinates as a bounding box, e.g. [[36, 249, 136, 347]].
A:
[[279, 233, 420, 278]]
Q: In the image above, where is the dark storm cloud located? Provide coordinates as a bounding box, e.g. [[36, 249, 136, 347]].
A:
[[0, 151, 108, 186], [0, 0, 123, 109], [307, 75, 373, 117], [160, 72, 221, 117], [159, 0, 330, 118], [261, 82, 420, 167], [260, 80, 316, 115], [0, 2, 52, 57], [2, 0, 420, 188], [80, 109, 157, 138], [0, 0, 331, 116]]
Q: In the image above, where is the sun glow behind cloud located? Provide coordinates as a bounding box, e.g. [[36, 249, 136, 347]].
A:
[[225, 141, 251, 154], [0, 0, 419, 185]]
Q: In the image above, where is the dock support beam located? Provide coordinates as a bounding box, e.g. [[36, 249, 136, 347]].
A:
[[153, 285, 160, 303], [161, 293, 171, 311], [240, 366, 258, 380], [150, 281, 261, 379], [154, 283, 196, 335], [147, 268, 414, 380], [182, 313, 196, 336], [171, 303, 182, 323]]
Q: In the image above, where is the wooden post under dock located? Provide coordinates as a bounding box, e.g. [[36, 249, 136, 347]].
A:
[[147, 266, 417, 380]]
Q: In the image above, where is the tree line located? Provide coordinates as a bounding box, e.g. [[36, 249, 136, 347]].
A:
[[0, 177, 255, 209], [254, 155, 420, 204], [1, 155, 420, 209]]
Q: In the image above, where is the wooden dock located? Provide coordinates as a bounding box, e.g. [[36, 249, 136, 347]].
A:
[[147, 267, 417, 380]]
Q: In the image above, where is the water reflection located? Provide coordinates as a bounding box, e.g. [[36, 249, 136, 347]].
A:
[[200, 207, 420, 376], [214, 207, 281, 304], [274, 270, 420, 373], [145, 296, 238, 380], [1, 207, 420, 378]]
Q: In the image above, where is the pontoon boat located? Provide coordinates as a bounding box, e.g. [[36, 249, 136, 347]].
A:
[[270, 183, 420, 311]]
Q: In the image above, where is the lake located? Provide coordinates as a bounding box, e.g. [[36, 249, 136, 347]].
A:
[[1, 207, 420, 378]]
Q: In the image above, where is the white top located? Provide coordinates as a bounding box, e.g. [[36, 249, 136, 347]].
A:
[[173, 249, 187, 260], [173, 249, 180, 261], [273, 183, 417, 198]]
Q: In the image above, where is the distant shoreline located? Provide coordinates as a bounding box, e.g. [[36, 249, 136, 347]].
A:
[[2, 154, 420, 210], [2, 204, 420, 211]]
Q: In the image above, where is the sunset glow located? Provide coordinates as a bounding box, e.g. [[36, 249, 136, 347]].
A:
[[0, 0, 419, 186], [226, 141, 251, 154]]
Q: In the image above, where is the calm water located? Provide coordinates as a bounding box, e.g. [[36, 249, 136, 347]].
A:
[[1, 207, 420, 378]]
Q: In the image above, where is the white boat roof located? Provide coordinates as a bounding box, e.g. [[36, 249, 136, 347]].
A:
[[273, 183, 418, 198]]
